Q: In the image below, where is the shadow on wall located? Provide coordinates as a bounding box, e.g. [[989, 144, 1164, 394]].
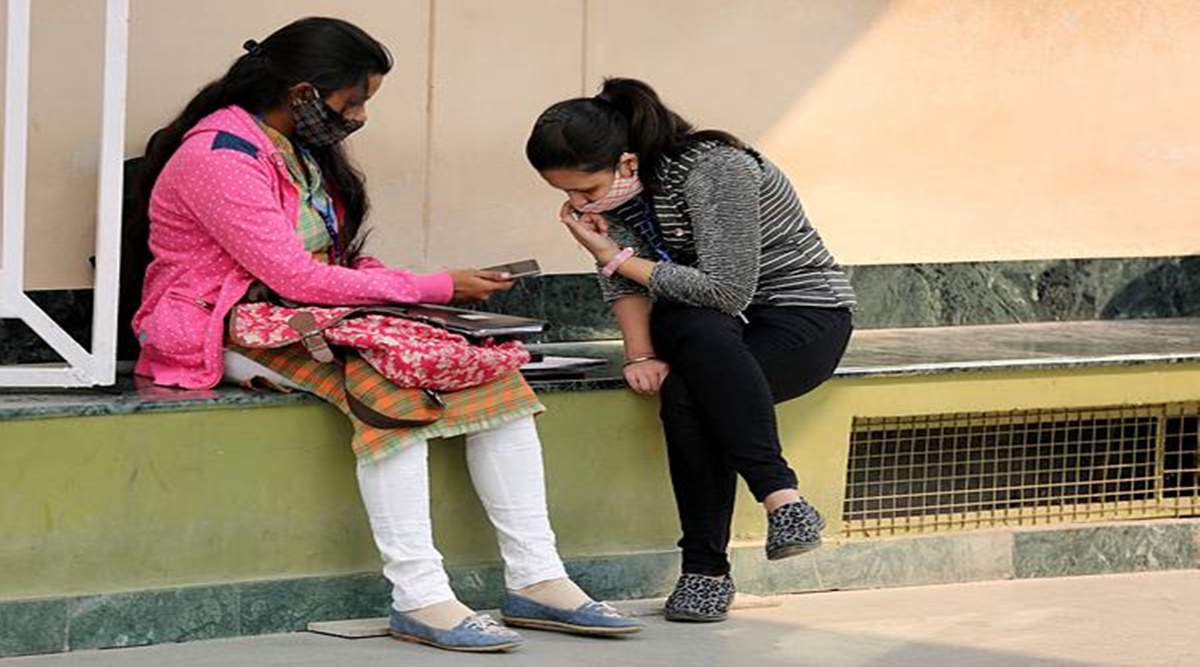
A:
[[1100, 256, 1200, 320]]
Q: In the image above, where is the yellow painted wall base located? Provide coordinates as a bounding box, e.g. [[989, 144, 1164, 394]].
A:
[[2, 363, 1199, 600]]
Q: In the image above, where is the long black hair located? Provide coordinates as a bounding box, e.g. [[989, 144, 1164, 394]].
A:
[[525, 78, 743, 194], [119, 17, 391, 358], [137, 17, 391, 254]]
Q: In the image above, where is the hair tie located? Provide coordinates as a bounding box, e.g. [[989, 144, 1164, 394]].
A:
[[592, 93, 628, 121], [242, 39, 263, 56]]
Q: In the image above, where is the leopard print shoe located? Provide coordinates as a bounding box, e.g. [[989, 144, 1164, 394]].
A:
[[766, 498, 826, 561], [663, 574, 735, 623]]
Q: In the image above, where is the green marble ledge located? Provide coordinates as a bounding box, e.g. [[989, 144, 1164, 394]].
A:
[[6, 256, 1200, 364]]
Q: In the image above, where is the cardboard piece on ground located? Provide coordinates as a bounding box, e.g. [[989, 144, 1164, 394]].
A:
[[730, 592, 785, 610], [307, 617, 388, 639], [305, 594, 783, 638]]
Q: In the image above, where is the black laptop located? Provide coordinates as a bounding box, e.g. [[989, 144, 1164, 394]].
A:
[[382, 304, 545, 339]]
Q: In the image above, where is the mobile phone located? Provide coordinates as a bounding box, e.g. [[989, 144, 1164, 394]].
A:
[[482, 259, 542, 279]]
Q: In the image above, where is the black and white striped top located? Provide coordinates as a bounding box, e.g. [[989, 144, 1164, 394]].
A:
[[599, 141, 857, 315]]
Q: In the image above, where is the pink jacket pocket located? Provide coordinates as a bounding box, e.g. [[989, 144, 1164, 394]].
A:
[[138, 288, 214, 365]]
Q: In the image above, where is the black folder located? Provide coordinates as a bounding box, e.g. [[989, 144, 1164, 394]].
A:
[[385, 304, 545, 339]]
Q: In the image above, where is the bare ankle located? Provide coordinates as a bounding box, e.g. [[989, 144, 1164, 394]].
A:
[[763, 488, 800, 513], [513, 577, 590, 610], [403, 598, 474, 630]]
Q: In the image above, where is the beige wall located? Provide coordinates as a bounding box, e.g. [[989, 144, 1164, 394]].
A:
[[14, 0, 1200, 289]]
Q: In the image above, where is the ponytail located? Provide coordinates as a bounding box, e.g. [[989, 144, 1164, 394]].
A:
[[526, 77, 742, 194]]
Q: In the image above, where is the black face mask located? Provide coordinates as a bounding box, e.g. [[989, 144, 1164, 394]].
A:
[[291, 92, 364, 147]]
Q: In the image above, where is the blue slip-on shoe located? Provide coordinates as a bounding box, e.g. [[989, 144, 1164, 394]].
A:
[[501, 593, 643, 636], [389, 609, 524, 653]]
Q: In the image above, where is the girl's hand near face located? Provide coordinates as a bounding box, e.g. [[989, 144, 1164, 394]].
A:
[[558, 201, 609, 235], [448, 269, 514, 303], [558, 202, 618, 262]]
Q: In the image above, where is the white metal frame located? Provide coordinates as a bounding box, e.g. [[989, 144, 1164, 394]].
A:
[[0, 0, 128, 387]]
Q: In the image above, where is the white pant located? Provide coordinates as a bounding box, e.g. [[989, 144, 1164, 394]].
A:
[[224, 351, 568, 611]]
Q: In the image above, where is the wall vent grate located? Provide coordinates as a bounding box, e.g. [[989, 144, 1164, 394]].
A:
[[842, 403, 1200, 536]]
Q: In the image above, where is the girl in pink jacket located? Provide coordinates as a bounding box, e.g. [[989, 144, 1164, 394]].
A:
[[133, 17, 638, 653]]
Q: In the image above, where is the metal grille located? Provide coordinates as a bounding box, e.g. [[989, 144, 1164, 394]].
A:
[[842, 403, 1200, 537]]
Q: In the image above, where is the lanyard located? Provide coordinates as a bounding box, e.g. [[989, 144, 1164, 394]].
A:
[[297, 144, 343, 266], [632, 197, 673, 263], [312, 194, 342, 266]]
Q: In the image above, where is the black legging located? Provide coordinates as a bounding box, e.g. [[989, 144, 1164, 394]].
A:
[[650, 303, 853, 575]]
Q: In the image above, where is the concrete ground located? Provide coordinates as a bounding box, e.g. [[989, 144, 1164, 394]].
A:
[[6, 570, 1198, 667]]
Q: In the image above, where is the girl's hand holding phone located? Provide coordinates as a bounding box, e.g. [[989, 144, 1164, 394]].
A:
[[448, 269, 514, 303]]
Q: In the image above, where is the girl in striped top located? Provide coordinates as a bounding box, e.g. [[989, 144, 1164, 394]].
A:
[[527, 78, 856, 623]]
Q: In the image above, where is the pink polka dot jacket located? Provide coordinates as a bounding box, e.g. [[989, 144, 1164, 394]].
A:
[[132, 106, 453, 389]]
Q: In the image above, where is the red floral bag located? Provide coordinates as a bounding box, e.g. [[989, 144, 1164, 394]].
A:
[[228, 302, 530, 392]]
